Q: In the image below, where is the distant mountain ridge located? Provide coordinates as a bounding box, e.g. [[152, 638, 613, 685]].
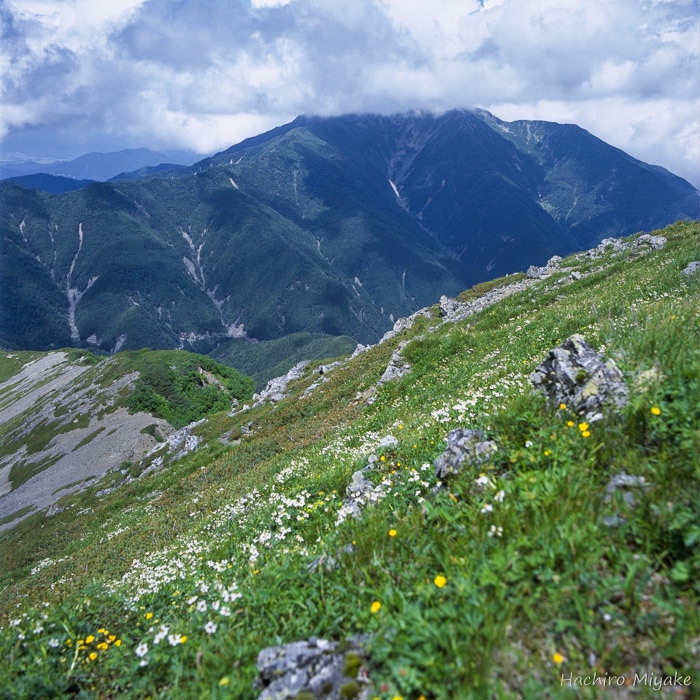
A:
[[0, 110, 697, 359], [0, 148, 199, 183]]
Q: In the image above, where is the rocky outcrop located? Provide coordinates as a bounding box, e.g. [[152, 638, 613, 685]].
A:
[[433, 428, 498, 480], [253, 361, 311, 405], [681, 261, 700, 276], [255, 637, 371, 700], [376, 340, 412, 386], [635, 234, 666, 250], [529, 335, 628, 421]]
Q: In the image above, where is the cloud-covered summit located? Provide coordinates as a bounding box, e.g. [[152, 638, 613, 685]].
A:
[[1, 0, 698, 186]]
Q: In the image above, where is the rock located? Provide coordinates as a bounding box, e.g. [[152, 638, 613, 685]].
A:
[[570, 271, 582, 281], [230, 397, 240, 411], [379, 307, 431, 344], [597, 237, 629, 254], [529, 334, 628, 420], [546, 255, 563, 268], [377, 341, 411, 385], [253, 361, 311, 405], [439, 295, 466, 318], [635, 234, 666, 250], [681, 261, 700, 276], [602, 472, 649, 527], [346, 470, 374, 499], [526, 265, 549, 279], [433, 428, 499, 480], [377, 435, 398, 449], [351, 344, 369, 357], [605, 472, 648, 508], [241, 421, 253, 435], [255, 637, 371, 700]]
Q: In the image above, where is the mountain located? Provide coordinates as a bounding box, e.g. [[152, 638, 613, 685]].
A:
[[0, 221, 697, 697], [1, 111, 697, 362], [0, 148, 199, 182], [0, 173, 96, 193]]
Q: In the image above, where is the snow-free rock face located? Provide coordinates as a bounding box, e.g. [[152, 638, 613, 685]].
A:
[[255, 637, 371, 700], [433, 428, 499, 480], [529, 334, 628, 421]]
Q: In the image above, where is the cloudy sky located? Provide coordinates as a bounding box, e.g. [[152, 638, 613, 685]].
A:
[[1, 0, 698, 185]]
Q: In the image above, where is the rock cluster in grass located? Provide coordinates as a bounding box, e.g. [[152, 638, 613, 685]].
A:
[[681, 261, 700, 276], [433, 428, 499, 480], [529, 334, 628, 421], [255, 636, 371, 700]]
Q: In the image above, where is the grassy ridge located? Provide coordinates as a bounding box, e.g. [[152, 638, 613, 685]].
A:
[[0, 221, 698, 699]]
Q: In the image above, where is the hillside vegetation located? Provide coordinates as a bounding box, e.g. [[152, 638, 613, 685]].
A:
[[1, 112, 697, 363], [0, 221, 698, 699]]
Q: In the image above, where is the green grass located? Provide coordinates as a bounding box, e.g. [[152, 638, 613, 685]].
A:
[[0, 221, 698, 699], [0, 505, 34, 527], [71, 427, 106, 451]]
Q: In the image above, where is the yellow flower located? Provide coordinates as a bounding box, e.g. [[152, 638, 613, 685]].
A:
[[389, 529, 397, 537], [85, 635, 95, 644], [448, 492, 458, 503], [544, 450, 551, 456], [218, 677, 230, 686], [553, 652, 564, 664], [581, 431, 591, 438], [97, 628, 106, 634], [114, 640, 122, 647], [398, 424, 403, 429], [144, 612, 153, 620], [380, 456, 386, 462], [434, 575, 447, 588], [559, 403, 566, 410], [651, 406, 661, 415], [180, 636, 187, 644], [391, 696, 404, 700], [108, 635, 116, 642], [97, 643, 108, 650], [578, 422, 589, 432], [567, 421, 574, 427], [371, 601, 382, 614], [89, 652, 97, 661]]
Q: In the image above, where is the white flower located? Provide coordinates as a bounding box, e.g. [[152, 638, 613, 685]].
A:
[[48, 638, 60, 647], [219, 606, 231, 617], [186, 595, 198, 605], [135, 642, 148, 657], [488, 525, 503, 538], [204, 621, 217, 635], [196, 600, 207, 612], [494, 490, 505, 502], [139, 658, 149, 667], [168, 633, 181, 646], [481, 504, 493, 514], [475, 475, 491, 487], [33, 624, 44, 634]]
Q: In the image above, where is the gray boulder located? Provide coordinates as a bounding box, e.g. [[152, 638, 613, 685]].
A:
[[253, 360, 311, 405], [681, 261, 700, 276], [635, 234, 666, 250], [434, 428, 498, 480], [529, 334, 628, 420], [255, 637, 371, 700]]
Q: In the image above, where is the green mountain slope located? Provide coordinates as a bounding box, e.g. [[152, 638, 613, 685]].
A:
[[0, 221, 697, 699], [1, 111, 697, 364]]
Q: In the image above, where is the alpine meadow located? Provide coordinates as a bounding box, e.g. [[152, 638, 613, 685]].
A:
[[1, 0, 699, 698]]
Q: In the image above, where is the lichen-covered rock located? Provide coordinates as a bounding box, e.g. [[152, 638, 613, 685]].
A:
[[255, 637, 371, 700], [681, 261, 700, 276], [529, 334, 628, 420], [433, 428, 498, 480], [439, 295, 467, 318]]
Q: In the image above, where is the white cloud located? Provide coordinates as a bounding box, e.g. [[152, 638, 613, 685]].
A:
[[0, 0, 697, 184]]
